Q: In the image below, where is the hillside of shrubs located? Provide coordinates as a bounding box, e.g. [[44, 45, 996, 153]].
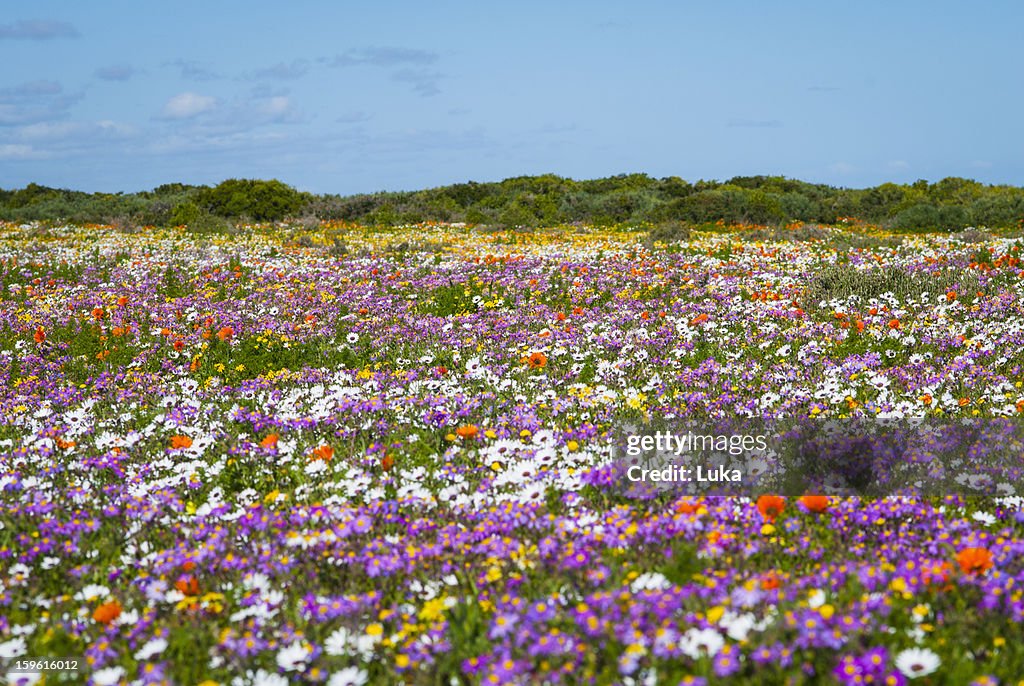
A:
[[2, 174, 1023, 231]]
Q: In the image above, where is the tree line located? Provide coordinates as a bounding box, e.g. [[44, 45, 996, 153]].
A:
[[2, 174, 1023, 231]]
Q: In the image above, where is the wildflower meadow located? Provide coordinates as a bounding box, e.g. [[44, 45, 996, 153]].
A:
[[2, 219, 1023, 685]]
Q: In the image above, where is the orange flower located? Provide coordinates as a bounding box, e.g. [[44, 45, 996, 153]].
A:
[[799, 495, 830, 513], [756, 494, 786, 522], [33, 326, 45, 344], [56, 437, 76, 450], [854, 319, 865, 333], [760, 573, 781, 591], [170, 435, 193, 450], [381, 454, 395, 472], [173, 339, 185, 351], [260, 434, 279, 449], [216, 326, 234, 341], [956, 547, 993, 575], [887, 318, 901, 330], [958, 397, 971, 407], [455, 425, 479, 440], [93, 600, 122, 624], [689, 313, 709, 326], [92, 307, 106, 320], [117, 296, 129, 307], [310, 444, 334, 462], [920, 393, 933, 406], [674, 498, 703, 515], [526, 352, 547, 370], [175, 576, 200, 596], [946, 290, 957, 301]]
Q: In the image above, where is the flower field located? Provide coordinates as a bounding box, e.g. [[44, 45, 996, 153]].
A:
[[2, 220, 1024, 685]]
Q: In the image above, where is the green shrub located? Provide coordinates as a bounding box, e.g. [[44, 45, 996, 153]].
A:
[[197, 179, 306, 221]]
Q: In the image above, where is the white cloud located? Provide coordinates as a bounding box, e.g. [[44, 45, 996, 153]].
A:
[[0, 143, 42, 160], [159, 92, 216, 119], [829, 161, 855, 174]]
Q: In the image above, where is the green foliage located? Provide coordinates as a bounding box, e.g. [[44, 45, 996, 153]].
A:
[[170, 201, 201, 226], [3, 174, 1024, 230], [196, 179, 306, 221]]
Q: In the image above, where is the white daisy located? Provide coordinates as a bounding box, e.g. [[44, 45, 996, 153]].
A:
[[895, 647, 941, 678], [328, 667, 369, 686]]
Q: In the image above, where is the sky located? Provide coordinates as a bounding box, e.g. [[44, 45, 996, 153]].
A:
[[1, 0, 1022, 195]]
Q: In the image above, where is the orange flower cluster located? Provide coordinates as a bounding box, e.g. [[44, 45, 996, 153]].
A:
[[956, 547, 993, 576], [93, 600, 122, 624]]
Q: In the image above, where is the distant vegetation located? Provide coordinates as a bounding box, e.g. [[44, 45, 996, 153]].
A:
[[2, 174, 1023, 231]]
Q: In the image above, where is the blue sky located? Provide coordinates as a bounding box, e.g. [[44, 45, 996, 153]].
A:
[[1, 1, 1021, 194]]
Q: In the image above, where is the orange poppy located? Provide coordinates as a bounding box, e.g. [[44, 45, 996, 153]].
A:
[[216, 326, 234, 341], [799, 495, 830, 513], [674, 498, 702, 515], [455, 425, 479, 440], [310, 444, 334, 462], [93, 600, 122, 624], [956, 547, 993, 575], [526, 352, 547, 370], [117, 296, 129, 307], [170, 435, 193, 450], [260, 434, 279, 449], [33, 326, 45, 344], [887, 319, 901, 330], [760, 573, 781, 591], [756, 495, 786, 522], [175, 576, 200, 596]]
